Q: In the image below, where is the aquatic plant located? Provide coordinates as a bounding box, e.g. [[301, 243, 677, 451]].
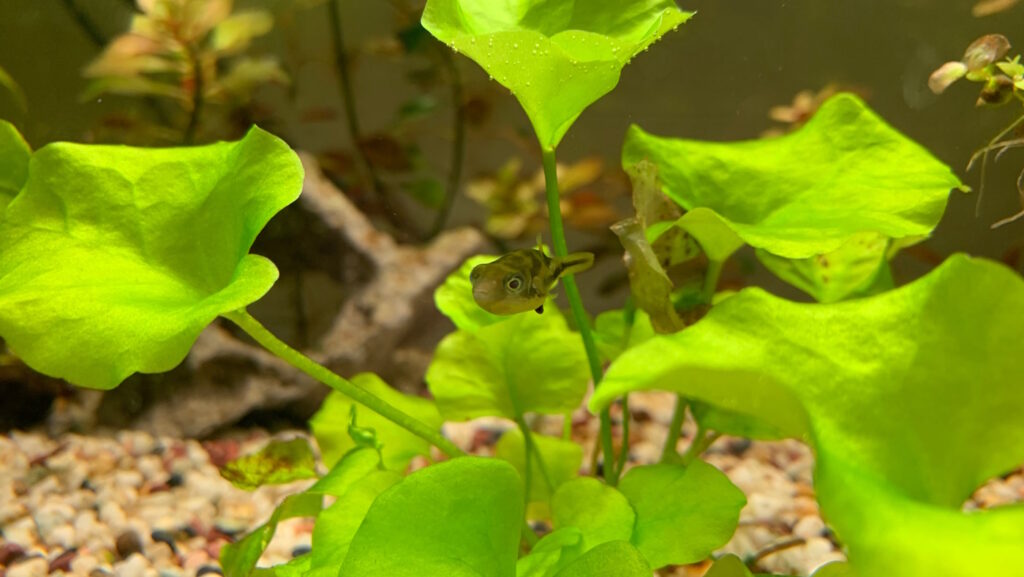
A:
[[0, 1, 1021, 576]]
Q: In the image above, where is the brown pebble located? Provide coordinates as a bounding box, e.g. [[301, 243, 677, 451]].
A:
[[0, 543, 25, 566], [115, 530, 143, 559], [48, 549, 76, 573]]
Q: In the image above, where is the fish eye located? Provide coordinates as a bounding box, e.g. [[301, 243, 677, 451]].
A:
[[504, 274, 524, 292]]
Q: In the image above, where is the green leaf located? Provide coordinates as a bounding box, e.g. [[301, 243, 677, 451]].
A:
[[341, 457, 524, 577], [426, 307, 589, 420], [516, 527, 585, 577], [664, 208, 745, 264], [435, 254, 506, 331], [220, 492, 321, 577], [622, 93, 964, 259], [422, 0, 693, 148], [219, 438, 318, 490], [551, 477, 636, 551], [0, 127, 303, 389], [495, 428, 583, 517], [618, 461, 746, 569], [811, 562, 856, 577], [0, 120, 30, 210], [310, 372, 441, 470], [310, 468, 402, 572], [704, 555, 753, 577], [591, 254, 1024, 577], [221, 447, 381, 577], [592, 308, 655, 362], [551, 540, 651, 577], [755, 232, 893, 303]]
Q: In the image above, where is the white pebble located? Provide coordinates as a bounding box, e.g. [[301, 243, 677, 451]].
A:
[[45, 523, 77, 549], [114, 552, 150, 577], [99, 502, 128, 533], [793, 515, 825, 539], [6, 556, 48, 577], [70, 553, 102, 575], [114, 470, 144, 490], [4, 516, 40, 548]]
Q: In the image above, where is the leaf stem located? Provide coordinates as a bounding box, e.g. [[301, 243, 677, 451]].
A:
[[516, 417, 554, 492], [681, 421, 720, 465], [701, 259, 724, 303], [327, 0, 381, 199], [427, 48, 466, 238], [223, 309, 464, 459], [659, 395, 688, 463], [541, 146, 614, 484]]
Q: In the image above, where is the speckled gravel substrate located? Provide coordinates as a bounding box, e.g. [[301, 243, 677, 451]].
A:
[[2, 391, 1022, 577]]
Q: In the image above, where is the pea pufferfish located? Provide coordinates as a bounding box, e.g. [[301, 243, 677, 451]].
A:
[[470, 248, 594, 315]]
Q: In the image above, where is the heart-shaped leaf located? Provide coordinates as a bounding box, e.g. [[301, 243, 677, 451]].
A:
[[341, 457, 524, 577], [590, 254, 1024, 577], [422, 0, 693, 148], [618, 462, 746, 569], [622, 94, 964, 260], [426, 308, 589, 420], [551, 477, 636, 551], [0, 126, 303, 389], [310, 372, 441, 471]]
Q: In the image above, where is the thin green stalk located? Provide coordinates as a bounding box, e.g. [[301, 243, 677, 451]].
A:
[[327, 0, 381, 199], [701, 259, 724, 303], [427, 49, 466, 239], [224, 309, 464, 459], [59, 0, 105, 47], [541, 146, 614, 484], [681, 421, 720, 465], [659, 395, 688, 463], [516, 417, 554, 492], [613, 298, 637, 481]]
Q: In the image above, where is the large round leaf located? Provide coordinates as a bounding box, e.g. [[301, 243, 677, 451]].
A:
[[426, 308, 590, 420], [590, 254, 1024, 577], [622, 94, 964, 259], [422, 0, 693, 148], [341, 457, 524, 577], [0, 126, 303, 389]]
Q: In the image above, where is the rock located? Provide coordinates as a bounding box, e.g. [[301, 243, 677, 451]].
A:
[[0, 542, 26, 565], [6, 556, 48, 577], [98, 502, 128, 533], [112, 553, 149, 577], [793, 515, 826, 539], [43, 524, 76, 549], [70, 553, 102, 576], [33, 502, 74, 541], [3, 516, 40, 549], [115, 530, 144, 559], [48, 548, 76, 572]]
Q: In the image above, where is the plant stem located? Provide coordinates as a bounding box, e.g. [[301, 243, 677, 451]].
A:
[[223, 309, 464, 459], [183, 48, 203, 145], [327, 0, 381, 199], [516, 417, 553, 492], [521, 521, 539, 548], [701, 259, 724, 303], [681, 422, 720, 465], [613, 298, 636, 481], [540, 146, 614, 484], [427, 49, 466, 238], [659, 395, 688, 463], [59, 0, 106, 47], [971, 111, 1024, 216], [745, 537, 807, 570]]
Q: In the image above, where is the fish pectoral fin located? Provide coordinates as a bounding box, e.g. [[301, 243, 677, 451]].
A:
[[535, 305, 544, 314], [554, 252, 595, 278]]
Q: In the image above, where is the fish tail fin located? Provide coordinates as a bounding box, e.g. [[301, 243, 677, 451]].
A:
[[554, 252, 595, 278]]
